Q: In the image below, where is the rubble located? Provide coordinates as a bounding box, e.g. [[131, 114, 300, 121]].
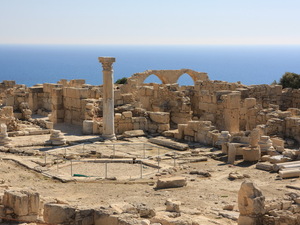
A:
[[155, 176, 187, 189], [47, 129, 66, 146]]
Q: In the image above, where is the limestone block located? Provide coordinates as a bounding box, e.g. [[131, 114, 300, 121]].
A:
[[116, 99, 123, 105], [136, 204, 156, 218], [3, 191, 28, 216], [227, 143, 238, 164], [174, 124, 187, 140], [245, 98, 256, 109], [116, 122, 134, 134], [86, 103, 94, 110], [250, 128, 260, 148], [6, 96, 14, 106], [148, 112, 170, 124], [238, 215, 259, 225], [141, 219, 150, 225], [145, 86, 154, 96], [147, 123, 158, 133], [149, 137, 188, 150], [156, 176, 187, 189], [115, 113, 122, 121], [238, 181, 265, 216], [243, 147, 261, 162], [271, 137, 284, 152], [94, 209, 119, 225], [198, 102, 210, 111], [93, 121, 100, 134], [69, 79, 85, 87], [83, 120, 93, 135], [3, 190, 40, 217], [165, 199, 181, 213], [114, 89, 121, 100], [123, 130, 145, 137], [171, 112, 192, 124], [158, 124, 170, 133], [52, 87, 63, 97], [122, 93, 134, 104], [75, 208, 94, 225], [73, 98, 82, 109], [122, 111, 132, 118], [110, 202, 137, 214], [52, 96, 63, 106], [47, 83, 63, 93], [258, 136, 274, 153], [187, 121, 200, 131], [184, 126, 194, 137], [79, 88, 89, 99], [43, 203, 76, 225]]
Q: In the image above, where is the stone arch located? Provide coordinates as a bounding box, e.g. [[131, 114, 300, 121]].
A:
[[176, 73, 195, 86], [127, 69, 209, 86], [142, 73, 164, 84]]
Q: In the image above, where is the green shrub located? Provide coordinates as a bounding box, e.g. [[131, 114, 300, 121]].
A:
[[115, 77, 127, 84], [279, 72, 300, 89]]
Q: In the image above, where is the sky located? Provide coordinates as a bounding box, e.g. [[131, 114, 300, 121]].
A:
[[1, 0, 300, 45]]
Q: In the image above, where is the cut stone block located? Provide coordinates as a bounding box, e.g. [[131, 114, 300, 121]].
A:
[[156, 176, 187, 189]]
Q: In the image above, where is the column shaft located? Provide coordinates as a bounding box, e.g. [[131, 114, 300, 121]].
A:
[[99, 57, 116, 140]]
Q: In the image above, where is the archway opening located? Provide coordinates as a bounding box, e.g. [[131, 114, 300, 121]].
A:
[[143, 74, 163, 84], [177, 73, 194, 86]]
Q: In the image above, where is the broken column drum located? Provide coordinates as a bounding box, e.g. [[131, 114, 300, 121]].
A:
[[0, 123, 12, 147], [98, 57, 116, 140], [216, 131, 231, 154]]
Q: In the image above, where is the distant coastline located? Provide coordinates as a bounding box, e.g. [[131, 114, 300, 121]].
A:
[[0, 44, 300, 87]]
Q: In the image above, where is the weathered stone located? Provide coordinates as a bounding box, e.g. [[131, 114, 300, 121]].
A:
[[156, 176, 187, 189], [165, 199, 181, 212], [148, 112, 170, 124], [238, 181, 265, 225], [83, 120, 93, 135], [123, 129, 146, 137], [2, 189, 40, 220], [149, 137, 188, 151], [43, 203, 76, 225]]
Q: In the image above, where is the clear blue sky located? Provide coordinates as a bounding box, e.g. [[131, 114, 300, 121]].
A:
[[1, 0, 300, 45]]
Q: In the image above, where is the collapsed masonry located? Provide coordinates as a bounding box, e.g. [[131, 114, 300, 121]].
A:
[[1, 66, 300, 161]]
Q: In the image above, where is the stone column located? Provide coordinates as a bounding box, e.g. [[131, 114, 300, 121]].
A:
[[98, 57, 116, 140]]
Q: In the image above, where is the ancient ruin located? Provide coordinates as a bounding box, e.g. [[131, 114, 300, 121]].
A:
[[1, 60, 300, 224]]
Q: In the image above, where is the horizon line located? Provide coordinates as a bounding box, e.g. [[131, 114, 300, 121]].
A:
[[1, 43, 300, 47]]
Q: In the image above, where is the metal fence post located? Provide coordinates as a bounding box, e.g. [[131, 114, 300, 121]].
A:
[[143, 143, 146, 159], [173, 151, 176, 167], [140, 161, 143, 179], [44, 152, 47, 165], [70, 160, 73, 177], [113, 144, 115, 158], [105, 162, 108, 179]]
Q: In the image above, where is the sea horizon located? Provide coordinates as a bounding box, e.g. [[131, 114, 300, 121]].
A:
[[1, 44, 300, 87]]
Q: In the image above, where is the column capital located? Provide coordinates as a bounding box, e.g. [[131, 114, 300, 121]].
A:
[[98, 57, 116, 71]]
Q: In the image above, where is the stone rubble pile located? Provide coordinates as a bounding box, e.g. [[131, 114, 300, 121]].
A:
[[47, 129, 66, 146]]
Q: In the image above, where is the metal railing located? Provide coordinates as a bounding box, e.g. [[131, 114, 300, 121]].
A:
[[42, 142, 179, 180]]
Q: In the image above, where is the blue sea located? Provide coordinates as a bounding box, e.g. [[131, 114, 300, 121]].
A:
[[0, 44, 300, 87]]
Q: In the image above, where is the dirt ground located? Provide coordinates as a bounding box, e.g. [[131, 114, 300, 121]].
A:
[[1, 125, 300, 225]]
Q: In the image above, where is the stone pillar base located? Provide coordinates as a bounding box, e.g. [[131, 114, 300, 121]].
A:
[[243, 147, 261, 162], [102, 134, 117, 140]]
